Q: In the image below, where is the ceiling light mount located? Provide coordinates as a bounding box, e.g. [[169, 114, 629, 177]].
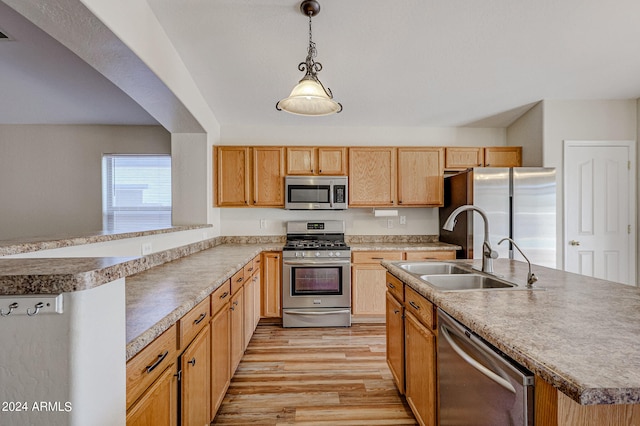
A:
[[276, 0, 342, 116]]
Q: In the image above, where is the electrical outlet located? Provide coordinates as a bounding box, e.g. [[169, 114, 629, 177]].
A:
[[387, 219, 394, 228], [260, 219, 267, 229], [400, 216, 406, 225], [141, 243, 152, 255]]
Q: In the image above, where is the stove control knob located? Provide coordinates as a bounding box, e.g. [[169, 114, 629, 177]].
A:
[[334, 251, 341, 256], [315, 251, 321, 257], [328, 251, 334, 257]]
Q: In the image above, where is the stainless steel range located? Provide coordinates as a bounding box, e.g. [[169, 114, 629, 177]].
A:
[[282, 220, 351, 328]]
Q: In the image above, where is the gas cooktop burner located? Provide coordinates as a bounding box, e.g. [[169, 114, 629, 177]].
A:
[[283, 239, 349, 250]]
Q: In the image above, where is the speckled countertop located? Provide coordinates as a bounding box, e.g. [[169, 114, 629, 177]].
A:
[[125, 243, 283, 360], [383, 258, 640, 406]]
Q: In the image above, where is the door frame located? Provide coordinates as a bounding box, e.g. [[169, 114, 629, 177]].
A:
[[563, 140, 636, 285]]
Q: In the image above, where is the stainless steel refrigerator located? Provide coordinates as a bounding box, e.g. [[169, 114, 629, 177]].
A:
[[439, 168, 556, 268]]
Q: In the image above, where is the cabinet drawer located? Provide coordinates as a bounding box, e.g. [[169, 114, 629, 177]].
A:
[[405, 286, 435, 330], [386, 272, 404, 303], [405, 250, 456, 261], [126, 324, 178, 410], [352, 251, 403, 264], [211, 279, 231, 317], [244, 259, 256, 278], [179, 298, 211, 351], [230, 268, 245, 295]]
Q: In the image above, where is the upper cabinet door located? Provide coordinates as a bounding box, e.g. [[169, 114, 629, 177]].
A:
[[349, 147, 396, 207], [397, 147, 444, 207], [215, 146, 250, 206], [286, 146, 347, 175], [445, 147, 484, 170], [317, 147, 347, 175], [286, 147, 315, 175], [252, 147, 284, 207], [484, 146, 522, 167]]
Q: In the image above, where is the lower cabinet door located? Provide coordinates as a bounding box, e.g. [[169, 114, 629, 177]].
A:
[[405, 312, 436, 426], [230, 290, 245, 375], [126, 364, 177, 426], [386, 292, 404, 393], [211, 305, 231, 416], [181, 325, 211, 426]]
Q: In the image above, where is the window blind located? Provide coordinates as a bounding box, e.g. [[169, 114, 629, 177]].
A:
[[102, 154, 172, 231]]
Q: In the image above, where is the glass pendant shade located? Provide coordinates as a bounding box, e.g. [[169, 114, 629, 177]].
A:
[[277, 77, 342, 116]]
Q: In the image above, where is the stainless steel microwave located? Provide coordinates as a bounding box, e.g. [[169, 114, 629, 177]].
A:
[[285, 176, 348, 210]]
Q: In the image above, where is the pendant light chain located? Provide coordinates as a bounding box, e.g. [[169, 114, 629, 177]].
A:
[[303, 12, 322, 76]]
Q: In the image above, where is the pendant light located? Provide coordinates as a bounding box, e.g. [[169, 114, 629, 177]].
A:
[[276, 0, 342, 116]]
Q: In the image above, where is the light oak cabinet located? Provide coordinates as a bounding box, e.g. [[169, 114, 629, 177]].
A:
[[349, 147, 444, 207], [243, 256, 261, 349], [385, 287, 404, 394], [483, 146, 522, 167], [180, 325, 211, 426], [261, 251, 282, 319], [126, 364, 177, 426], [404, 311, 437, 426], [126, 324, 178, 426], [348, 147, 396, 206], [397, 147, 444, 206], [210, 280, 231, 417], [229, 287, 244, 375], [286, 146, 347, 175], [445, 146, 523, 170], [215, 146, 250, 206], [252, 146, 285, 206], [214, 146, 284, 207], [385, 273, 438, 426], [351, 250, 454, 319]]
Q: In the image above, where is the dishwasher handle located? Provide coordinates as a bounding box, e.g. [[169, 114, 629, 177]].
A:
[[440, 323, 516, 394]]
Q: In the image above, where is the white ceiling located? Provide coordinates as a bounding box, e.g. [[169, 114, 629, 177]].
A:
[[3, 0, 640, 128]]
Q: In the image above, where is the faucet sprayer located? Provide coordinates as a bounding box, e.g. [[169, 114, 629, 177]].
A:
[[498, 237, 538, 288], [443, 205, 498, 274]]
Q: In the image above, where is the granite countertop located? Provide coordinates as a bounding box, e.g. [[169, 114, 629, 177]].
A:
[[349, 241, 460, 251], [0, 225, 212, 256], [125, 243, 282, 360], [383, 258, 640, 406]]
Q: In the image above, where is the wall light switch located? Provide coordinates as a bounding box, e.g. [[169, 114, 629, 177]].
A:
[[260, 219, 267, 229], [387, 219, 394, 228], [400, 216, 406, 225]]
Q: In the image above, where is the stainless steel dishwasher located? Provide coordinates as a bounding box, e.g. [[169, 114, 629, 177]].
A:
[[437, 309, 534, 426]]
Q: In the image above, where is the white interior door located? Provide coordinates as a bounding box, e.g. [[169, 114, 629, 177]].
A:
[[564, 141, 635, 285]]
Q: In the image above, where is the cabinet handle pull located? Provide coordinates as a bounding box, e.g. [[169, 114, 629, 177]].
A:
[[188, 357, 196, 366], [234, 300, 239, 306], [387, 283, 395, 289], [247, 267, 253, 272], [230, 305, 235, 311], [219, 291, 229, 300], [146, 350, 169, 374], [394, 309, 400, 314], [372, 257, 384, 260], [236, 277, 243, 283], [409, 301, 420, 310], [194, 312, 207, 325]]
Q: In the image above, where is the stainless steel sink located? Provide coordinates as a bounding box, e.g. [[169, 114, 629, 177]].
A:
[[396, 262, 471, 275], [420, 274, 516, 291]]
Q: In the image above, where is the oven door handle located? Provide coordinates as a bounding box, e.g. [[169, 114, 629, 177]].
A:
[[286, 309, 351, 316], [283, 259, 350, 266]]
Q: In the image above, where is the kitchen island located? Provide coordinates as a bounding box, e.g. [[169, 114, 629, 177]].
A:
[[383, 258, 640, 424]]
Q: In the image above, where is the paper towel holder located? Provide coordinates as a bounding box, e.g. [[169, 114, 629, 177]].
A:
[[372, 208, 398, 217]]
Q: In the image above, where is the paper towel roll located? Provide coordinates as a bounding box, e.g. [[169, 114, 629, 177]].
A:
[[374, 209, 398, 217]]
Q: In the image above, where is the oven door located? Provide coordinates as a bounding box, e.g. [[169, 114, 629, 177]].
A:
[[282, 259, 351, 309]]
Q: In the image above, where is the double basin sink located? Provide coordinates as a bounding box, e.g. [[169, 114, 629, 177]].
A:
[[394, 261, 524, 292]]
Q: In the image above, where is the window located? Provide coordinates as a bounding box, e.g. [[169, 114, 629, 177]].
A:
[[102, 155, 171, 231]]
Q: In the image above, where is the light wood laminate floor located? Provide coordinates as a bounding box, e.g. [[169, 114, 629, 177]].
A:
[[212, 323, 417, 425]]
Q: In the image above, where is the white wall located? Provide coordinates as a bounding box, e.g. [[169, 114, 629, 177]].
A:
[[0, 125, 170, 240], [542, 99, 638, 268], [506, 102, 544, 166], [221, 125, 506, 147], [0, 278, 125, 426]]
